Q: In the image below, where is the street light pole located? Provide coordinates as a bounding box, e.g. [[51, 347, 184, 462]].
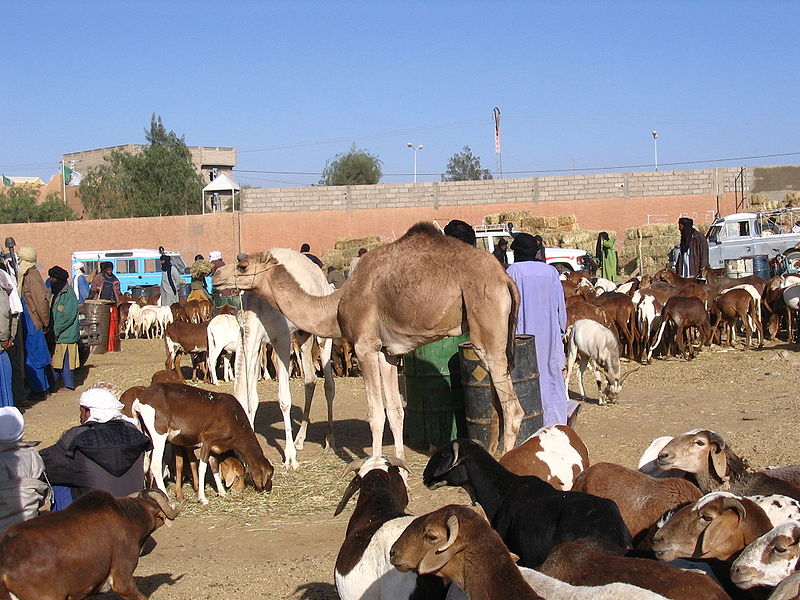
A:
[[651, 130, 659, 171], [407, 142, 424, 183]]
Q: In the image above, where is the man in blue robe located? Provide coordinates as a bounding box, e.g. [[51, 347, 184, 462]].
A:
[[506, 233, 570, 426]]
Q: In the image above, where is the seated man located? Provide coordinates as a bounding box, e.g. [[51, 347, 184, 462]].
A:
[[0, 407, 48, 533], [39, 388, 151, 509]]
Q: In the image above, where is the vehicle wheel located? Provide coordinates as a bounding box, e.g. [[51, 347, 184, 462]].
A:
[[553, 263, 573, 275]]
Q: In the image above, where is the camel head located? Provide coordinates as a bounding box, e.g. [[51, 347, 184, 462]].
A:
[[211, 252, 276, 292]]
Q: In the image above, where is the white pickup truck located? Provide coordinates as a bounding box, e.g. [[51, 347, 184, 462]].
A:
[[706, 208, 800, 271], [473, 223, 592, 273]]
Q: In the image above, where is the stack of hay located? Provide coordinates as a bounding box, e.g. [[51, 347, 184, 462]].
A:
[[484, 211, 605, 255], [321, 236, 382, 270], [750, 193, 786, 211], [619, 223, 678, 275]]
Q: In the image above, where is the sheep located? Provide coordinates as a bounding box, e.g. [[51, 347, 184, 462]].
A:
[[206, 313, 239, 384], [132, 382, 274, 504], [730, 519, 800, 590], [423, 439, 631, 568], [538, 538, 732, 600], [565, 318, 638, 405], [571, 461, 702, 547], [711, 288, 763, 349], [750, 495, 800, 526], [766, 570, 800, 599], [651, 492, 773, 563], [390, 504, 671, 600], [333, 455, 447, 600], [498, 424, 589, 490], [0, 488, 180, 600], [656, 429, 800, 500]]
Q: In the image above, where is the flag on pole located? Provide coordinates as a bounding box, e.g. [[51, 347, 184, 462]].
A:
[[1, 175, 12, 187], [63, 164, 82, 186]]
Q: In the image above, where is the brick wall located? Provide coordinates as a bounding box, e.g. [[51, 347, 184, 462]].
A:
[[1, 166, 765, 274]]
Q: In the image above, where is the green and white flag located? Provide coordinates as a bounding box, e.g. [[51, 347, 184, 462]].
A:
[[63, 165, 82, 186], [1, 175, 12, 187]]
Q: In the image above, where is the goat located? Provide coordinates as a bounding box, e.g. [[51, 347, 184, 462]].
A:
[[0, 488, 179, 600], [652, 492, 773, 563], [132, 382, 274, 504], [539, 538, 732, 600], [730, 519, 800, 590], [750, 494, 800, 526], [164, 320, 211, 382], [590, 292, 637, 358], [332, 336, 359, 377], [423, 439, 631, 568], [711, 288, 763, 349], [173, 448, 245, 501], [572, 461, 702, 547], [647, 296, 712, 361], [391, 504, 673, 600], [565, 319, 637, 405], [657, 429, 800, 500], [498, 424, 589, 490], [334, 455, 446, 600], [206, 313, 239, 384], [565, 297, 614, 331]]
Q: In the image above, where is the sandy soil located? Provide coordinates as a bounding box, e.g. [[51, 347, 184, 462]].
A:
[[19, 336, 800, 599]]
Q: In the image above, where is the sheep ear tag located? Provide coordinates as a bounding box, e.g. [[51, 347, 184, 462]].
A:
[[509, 552, 520, 563]]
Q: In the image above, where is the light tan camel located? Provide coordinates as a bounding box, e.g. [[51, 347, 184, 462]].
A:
[[213, 222, 523, 458]]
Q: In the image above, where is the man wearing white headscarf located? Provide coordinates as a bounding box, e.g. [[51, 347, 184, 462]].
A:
[[0, 407, 48, 533], [71, 261, 90, 304], [39, 388, 151, 508]]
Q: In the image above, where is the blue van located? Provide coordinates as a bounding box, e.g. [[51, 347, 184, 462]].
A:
[[71, 249, 190, 293]]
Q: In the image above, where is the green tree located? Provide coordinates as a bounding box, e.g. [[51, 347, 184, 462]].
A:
[[320, 144, 382, 186], [441, 146, 493, 181], [0, 186, 38, 223], [0, 187, 76, 223], [33, 192, 77, 222], [78, 114, 205, 218]]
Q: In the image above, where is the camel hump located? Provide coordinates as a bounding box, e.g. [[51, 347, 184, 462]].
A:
[[401, 222, 444, 240]]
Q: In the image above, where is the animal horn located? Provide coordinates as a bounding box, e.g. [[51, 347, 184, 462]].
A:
[[619, 367, 640, 385], [340, 458, 366, 479], [387, 456, 414, 474], [145, 489, 181, 520], [437, 514, 460, 553]]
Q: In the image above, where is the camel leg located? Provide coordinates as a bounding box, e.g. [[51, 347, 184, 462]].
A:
[[273, 330, 299, 469], [377, 352, 405, 461], [318, 337, 336, 450], [355, 342, 387, 459], [294, 332, 317, 452], [469, 344, 521, 456]]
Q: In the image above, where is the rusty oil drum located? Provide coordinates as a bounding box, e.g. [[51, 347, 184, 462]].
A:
[[80, 300, 112, 355], [458, 334, 542, 452]]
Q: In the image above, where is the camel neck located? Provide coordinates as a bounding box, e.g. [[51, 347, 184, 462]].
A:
[[263, 265, 342, 339]]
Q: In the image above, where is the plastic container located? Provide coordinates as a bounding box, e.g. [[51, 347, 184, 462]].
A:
[[402, 334, 469, 451]]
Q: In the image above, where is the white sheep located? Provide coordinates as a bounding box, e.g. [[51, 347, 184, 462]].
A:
[[730, 519, 800, 590], [206, 314, 239, 385]]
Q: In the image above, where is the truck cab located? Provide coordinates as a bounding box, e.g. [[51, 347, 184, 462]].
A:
[[706, 209, 800, 270], [473, 223, 592, 273]]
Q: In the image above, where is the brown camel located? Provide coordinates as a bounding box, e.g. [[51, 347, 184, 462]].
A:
[[213, 222, 523, 459]]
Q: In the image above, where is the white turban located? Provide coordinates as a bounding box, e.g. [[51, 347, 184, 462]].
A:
[[79, 388, 124, 424], [0, 407, 24, 443], [209, 251, 222, 261]]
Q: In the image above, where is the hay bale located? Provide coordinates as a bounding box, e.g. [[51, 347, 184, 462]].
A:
[[786, 192, 800, 208], [321, 249, 347, 269], [334, 236, 381, 251], [625, 223, 679, 240], [750, 193, 769, 207]]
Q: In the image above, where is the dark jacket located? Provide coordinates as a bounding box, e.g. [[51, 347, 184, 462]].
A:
[[675, 229, 709, 278], [492, 246, 509, 268], [39, 420, 151, 500]]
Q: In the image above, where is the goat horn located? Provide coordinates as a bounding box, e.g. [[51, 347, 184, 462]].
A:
[[437, 514, 460, 553], [340, 458, 366, 479], [386, 456, 414, 475], [145, 489, 181, 520], [619, 367, 640, 385]]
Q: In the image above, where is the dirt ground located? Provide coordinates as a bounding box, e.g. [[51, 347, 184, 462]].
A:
[[20, 336, 800, 599]]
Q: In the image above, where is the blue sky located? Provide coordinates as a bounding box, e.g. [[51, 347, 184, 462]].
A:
[[3, 1, 799, 188]]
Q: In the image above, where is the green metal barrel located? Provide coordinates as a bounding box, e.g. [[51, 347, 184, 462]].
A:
[[402, 334, 469, 451], [459, 334, 542, 452]]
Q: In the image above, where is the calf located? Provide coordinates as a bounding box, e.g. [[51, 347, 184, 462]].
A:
[[133, 382, 274, 504], [0, 489, 179, 600]]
